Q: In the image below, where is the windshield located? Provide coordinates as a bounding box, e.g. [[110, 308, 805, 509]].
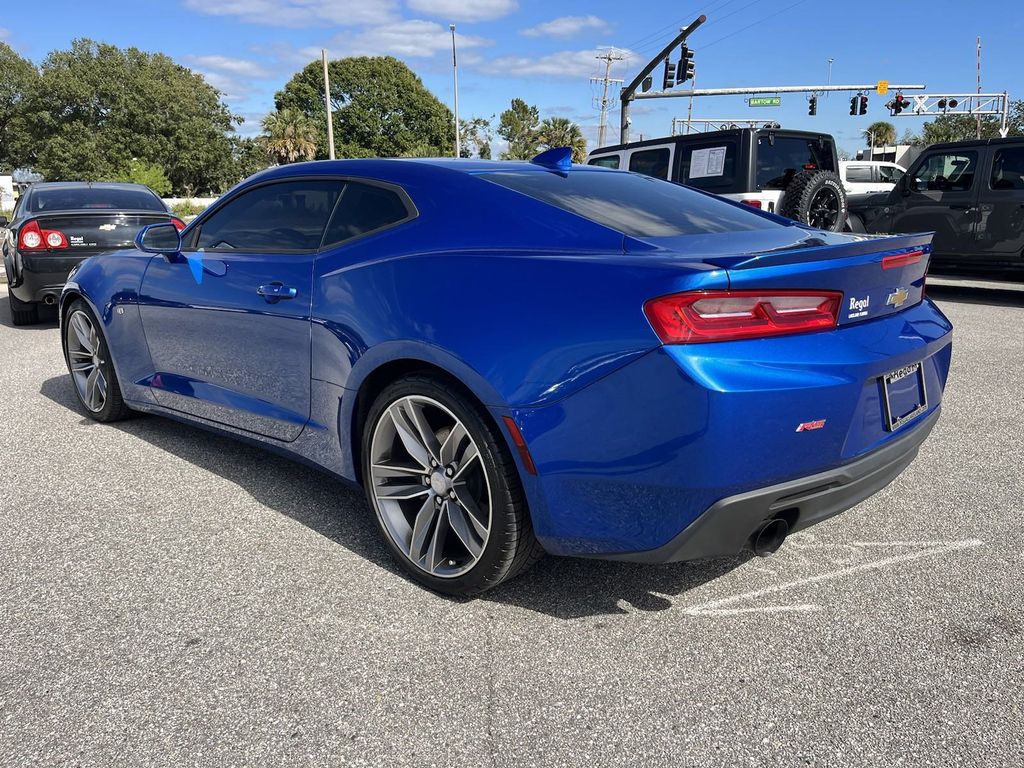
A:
[[481, 170, 782, 237], [30, 187, 166, 213]]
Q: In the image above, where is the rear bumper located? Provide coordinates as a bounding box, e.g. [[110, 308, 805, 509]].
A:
[[5, 251, 87, 303], [605, 407, 939, 563]]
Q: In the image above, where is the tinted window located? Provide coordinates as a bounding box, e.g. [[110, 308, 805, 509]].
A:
[[628, 148, 670, 180], [912, 151, 977, 193], [323, 182, 410, 245], [196, 180, 343, 251], [588, 155, 620, 169], [756, 136, 836, 190], [30, 187, 166, 213], [845, 165, 873, 183], [481, 170, 781, 237], [878, 165, 905, 183], [679, 140, 738, 191], [990, 147, 1024, 190]]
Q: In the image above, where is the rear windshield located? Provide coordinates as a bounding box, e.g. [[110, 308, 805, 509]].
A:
[[481, 169, 781, 237], [30, 187, 166, 213], [757, 136, 835, 190]]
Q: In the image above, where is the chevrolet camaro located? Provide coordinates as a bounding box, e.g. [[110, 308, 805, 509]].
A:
[[60, 149, 953, 595]]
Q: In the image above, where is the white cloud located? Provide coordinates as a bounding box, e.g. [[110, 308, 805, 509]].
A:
[[182, 0, 397, 28], [483, 48, 632, 79], [406, 0, 517, 22], [186, 55, 273, 79], [521, 15, 610, 39], [302, 20, 490, 61]]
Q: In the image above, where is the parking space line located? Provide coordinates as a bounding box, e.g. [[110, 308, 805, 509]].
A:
[[682, 538, 984, 617]]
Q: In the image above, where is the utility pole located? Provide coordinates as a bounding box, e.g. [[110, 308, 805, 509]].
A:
[[322, 49, 335, 160], [591, 49, 624, 148], [451, 24, 460, 158], [976, 36, 982, 139]]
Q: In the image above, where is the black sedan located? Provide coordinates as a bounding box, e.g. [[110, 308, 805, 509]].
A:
[[1, 182, 184, 325]]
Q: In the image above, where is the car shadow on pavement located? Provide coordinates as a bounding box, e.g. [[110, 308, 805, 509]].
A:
[[927, 282, 1024, 308], [40, 372, 751, 620]]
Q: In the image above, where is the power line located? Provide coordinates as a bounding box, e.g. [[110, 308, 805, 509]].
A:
[[623, 0, 736, 52], [698, 0, 812, 50]]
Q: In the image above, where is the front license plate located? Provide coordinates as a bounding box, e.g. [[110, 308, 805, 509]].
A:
[[882, 362, 927, 431]]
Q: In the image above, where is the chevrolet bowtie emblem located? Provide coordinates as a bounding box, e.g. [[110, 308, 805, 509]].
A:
[[887, 287, 909, 308]]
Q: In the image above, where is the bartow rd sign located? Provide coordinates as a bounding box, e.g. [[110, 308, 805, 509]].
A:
[[748, 96, 781, 107]]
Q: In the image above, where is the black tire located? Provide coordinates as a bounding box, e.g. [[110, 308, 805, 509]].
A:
[[61, 299, 132, 422], [8, 292, 39, 326], [361, 375, 544, 596], [779, 170, 848, 232]]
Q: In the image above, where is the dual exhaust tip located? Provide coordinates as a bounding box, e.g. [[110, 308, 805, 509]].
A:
[[751, 517, 790, 557]]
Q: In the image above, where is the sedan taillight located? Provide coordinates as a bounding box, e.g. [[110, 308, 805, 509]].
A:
[[170, 217, 186, 231], [19, 220, 68, 250], [644, 290, 843, 344]]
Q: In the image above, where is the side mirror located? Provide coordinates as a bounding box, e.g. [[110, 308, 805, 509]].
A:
[[136, 222, 182, 254], [0, 216, 8, 228]]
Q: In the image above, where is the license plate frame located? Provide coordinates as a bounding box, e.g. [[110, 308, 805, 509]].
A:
[[881, 362, 928, 431]]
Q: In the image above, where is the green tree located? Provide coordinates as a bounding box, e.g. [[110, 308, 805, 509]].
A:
[[8, 39, 237, 195], [921, 114, 1003, 144], [261, 108, 318, 164], [537, 116, 587, 163], [230, 136, 270, 183], [864, 121, 896, 147], [498, 99, 540, 160], [274, 56, 454, 158], [113, 158, 172, 196], [459, 116, 493, 159], [0, 43, 37, 172]]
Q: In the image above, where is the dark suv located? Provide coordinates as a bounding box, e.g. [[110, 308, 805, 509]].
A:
[[587, 127, 848, 231], [849, 138, 1024, 274]]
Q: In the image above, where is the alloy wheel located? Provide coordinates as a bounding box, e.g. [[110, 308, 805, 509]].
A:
[[368, 395, 492, 579], [808, 187, 840, 230], [65, 310, 108, 413]]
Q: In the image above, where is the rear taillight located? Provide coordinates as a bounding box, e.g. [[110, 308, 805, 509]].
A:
[[740, 199, 763, 209], [18, 220, 68, 250], [170, 217, 186, 232], [644, 290, 843, 344], [882, 250, 923, 269]]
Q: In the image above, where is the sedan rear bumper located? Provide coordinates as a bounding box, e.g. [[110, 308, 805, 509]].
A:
[[603, 407, 940, 563]]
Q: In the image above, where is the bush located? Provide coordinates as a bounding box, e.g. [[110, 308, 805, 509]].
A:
[[170, 200, 208, 218]]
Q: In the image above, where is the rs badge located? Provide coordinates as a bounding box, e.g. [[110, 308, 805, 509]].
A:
[[795, 419, 826, 432]]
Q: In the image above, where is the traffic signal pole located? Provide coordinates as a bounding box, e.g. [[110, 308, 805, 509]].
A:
[[620, 15, 706, 144]]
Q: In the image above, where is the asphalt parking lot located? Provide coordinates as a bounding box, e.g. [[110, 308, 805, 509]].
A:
[[0, 283, 1021, 767]]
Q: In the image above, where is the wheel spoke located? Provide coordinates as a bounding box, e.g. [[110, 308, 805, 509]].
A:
[[371, 461, 426, 477], [445, 501, 483, 557], [453, 442, 480, 480], [95, 369, 108, 402], [408, 496, 439, 563], [86, 367, 101, 410], [388, 403, 432, 469], [404, 398, 442, 464], [453, 486, 489, 537], [439, 421, 468, 467], [71, 314, 94, 354], [425, 502, 450, 573], [70, 360, 94, 373], [376, 483, 430, 501]]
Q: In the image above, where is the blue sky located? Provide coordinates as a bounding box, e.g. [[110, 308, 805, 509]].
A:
[[3, 0, 1022, 156]]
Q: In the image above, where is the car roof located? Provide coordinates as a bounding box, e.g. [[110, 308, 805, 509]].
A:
[[590, 127, 835, 155], [28, 181, 157, 192], [927, 137, 1022, 151]]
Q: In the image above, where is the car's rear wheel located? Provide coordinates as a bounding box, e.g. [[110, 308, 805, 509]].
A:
[[62, 299, 131, 422], [8, 292, 39, 326], [362, 376, 543, 596]]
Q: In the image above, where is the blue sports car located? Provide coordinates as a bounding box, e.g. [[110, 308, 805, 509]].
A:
[[60, 148, 952, 595]]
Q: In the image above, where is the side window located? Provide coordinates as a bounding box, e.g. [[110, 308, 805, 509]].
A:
[[878, 165, 904, 183], [587, 155, 620, 169], [911, 152, 978, 193], [195, 180, 343, 252], [845, 165, 873, 183], [990, 147, 1024, 190], [322, 181, 410, 246], [628, 148, 671, 180], [679, 140, 739, 191]]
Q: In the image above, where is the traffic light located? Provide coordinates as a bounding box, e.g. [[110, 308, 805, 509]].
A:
[[859, 95, 869, 115], [662, 59, 676, 90], [679, 44, 695, 83], [849, 96, 858, 115], [893, 93, 910, 114], [808, 95, 817, 116]]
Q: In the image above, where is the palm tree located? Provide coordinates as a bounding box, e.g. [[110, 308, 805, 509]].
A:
[[864, 121, 897, 147], [537, 117, 587, 163], [261, 109, 319, 164]]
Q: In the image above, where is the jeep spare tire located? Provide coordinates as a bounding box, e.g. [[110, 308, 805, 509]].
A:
[[779, 170, 847, 232]]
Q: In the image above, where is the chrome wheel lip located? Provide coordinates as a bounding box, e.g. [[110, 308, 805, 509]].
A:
[[65, 309, 107, 413], [368, 394, 492, 579]]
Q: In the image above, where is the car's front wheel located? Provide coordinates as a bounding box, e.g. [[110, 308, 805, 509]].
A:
[[362, 376, 543, 596], [62, 299, 131, 422]]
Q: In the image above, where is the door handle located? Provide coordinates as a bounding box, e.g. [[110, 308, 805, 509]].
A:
[[948, 204, 974, 211], [257, 282, 297, 303]]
